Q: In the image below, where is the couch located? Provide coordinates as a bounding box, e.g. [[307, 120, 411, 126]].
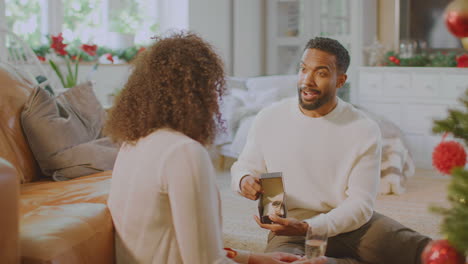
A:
[[0, 64, 114, 263]]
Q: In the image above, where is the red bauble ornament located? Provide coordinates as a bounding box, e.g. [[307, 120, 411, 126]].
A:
[[421, 240, 465, 264], [457, 53, 468, 67], [445, 0, 468, 38], [432, 140, 467, 175]]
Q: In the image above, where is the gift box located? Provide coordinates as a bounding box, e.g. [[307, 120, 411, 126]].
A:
[[258, 172, 287, 224]]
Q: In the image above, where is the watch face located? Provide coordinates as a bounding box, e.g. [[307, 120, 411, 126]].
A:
[[258, 172, 286, 223]]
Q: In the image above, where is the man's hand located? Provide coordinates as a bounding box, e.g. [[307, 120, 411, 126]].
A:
[[249, 252, 301, 263], [240, 175, 263, 200], [254, 214, 309, 236]]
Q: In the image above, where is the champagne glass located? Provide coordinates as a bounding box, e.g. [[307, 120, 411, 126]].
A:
[[305, 226, 328, 260]]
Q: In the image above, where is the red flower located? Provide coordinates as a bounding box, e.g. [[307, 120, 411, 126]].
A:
[[138, 47, 146, 53], [394, 59, 401, 65], [50, 33, 68, 56], [37, 56, 46, 62], [81, 44, 98, 56], [456, 53, 468, 67], [105, 53, 114, 63], [389, 56, 397, 62]]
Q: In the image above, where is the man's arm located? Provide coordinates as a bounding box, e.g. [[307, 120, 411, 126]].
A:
[[231, 114, 267, 195], [305, 124, 382, 237]]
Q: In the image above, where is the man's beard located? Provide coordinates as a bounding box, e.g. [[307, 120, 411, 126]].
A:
[[297, 86, 333, 111]]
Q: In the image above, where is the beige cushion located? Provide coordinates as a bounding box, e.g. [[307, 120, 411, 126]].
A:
[[21, 82, 118, 181]]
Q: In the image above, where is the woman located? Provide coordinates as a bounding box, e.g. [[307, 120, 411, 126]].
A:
[[106, 32, 324, 264]]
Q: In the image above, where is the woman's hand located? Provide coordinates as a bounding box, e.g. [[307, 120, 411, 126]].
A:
[[248, 252, 301, 263]]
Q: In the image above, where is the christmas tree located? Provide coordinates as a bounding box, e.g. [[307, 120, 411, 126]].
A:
[[429, 88, 468, 262]]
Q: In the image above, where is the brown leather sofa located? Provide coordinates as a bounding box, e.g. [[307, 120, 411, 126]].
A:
[[0, 65, 114, 263]]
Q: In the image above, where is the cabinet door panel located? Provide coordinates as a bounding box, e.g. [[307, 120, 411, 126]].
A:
[[440, 74, 468, 100], [405, 104, 449, 134], [359, 72, 383, 96], [384, 73, 411, 97], [411, 74, 440, 98]]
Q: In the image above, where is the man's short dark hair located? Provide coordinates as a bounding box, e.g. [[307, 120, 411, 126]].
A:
[[304, 37, 350, 73]]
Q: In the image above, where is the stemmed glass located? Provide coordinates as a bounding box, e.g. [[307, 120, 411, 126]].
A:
[[305, 226, 328, 260]]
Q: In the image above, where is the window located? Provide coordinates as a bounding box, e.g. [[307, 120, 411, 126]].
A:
[[3, 0, 159, 48], [108, 0, 158, 45], [5, 0, 42, 46], [62, 0, 106, 44]]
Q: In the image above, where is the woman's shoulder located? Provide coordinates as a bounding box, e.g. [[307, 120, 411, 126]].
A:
[[152, 129, 207, 157]]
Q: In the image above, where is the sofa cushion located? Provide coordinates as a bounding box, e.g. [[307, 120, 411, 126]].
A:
[[21, 83, 118, 181], [245, 74, 297, 107], [19, 172, 113, 263], [20, 171, 111, 215], [0, 63, 42, 183]]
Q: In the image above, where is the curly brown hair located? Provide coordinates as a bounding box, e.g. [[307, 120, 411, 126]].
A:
[[104, 32, 226, 146]]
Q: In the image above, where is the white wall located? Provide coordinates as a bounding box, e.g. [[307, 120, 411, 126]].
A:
[[188, 0, 233, 74], [233, 0, 264, 77], [158, 0, 189, 33]]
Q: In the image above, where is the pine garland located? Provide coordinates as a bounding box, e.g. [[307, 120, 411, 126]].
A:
[[382, 51, 461, 67]]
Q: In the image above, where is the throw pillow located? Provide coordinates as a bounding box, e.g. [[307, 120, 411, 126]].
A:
[[21, 81, 119, 181]]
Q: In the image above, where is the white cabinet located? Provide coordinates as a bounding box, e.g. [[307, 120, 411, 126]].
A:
[[358, 66, 468, 169], [266, 0, 377, 104]]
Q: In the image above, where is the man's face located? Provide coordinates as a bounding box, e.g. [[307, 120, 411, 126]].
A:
[[297, 48, 346, 112]]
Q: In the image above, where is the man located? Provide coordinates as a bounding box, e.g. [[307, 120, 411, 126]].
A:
[[231, 37, 431, 264]]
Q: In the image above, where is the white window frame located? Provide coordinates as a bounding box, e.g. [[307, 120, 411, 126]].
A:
[[0, 0, 6, 60]]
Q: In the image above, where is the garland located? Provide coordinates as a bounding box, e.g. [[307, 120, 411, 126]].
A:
[[382, 51, 468, 68]]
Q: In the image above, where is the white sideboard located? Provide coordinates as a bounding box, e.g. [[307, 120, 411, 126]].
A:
[[358, 67, 468, 169]]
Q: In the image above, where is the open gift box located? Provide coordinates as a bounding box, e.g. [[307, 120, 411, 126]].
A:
[[258, 172, 287, 224]]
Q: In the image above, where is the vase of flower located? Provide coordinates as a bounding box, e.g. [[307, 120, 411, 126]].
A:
[[46, 33, 100, 90]]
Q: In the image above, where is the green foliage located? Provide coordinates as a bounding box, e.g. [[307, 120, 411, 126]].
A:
[[62, 0, 101, 34], [428, 52, 458, 67], [32, 44, 51, 57], [109, 0, 142, 34], [431, 87, 468, 254], [383, 51, 461, 67], [433, 89, 468, 146], [30, 37, 143, 63], [399, 55, 431, 67], [5, 0, 42, 46], [117, 46, 139, 62], [432, 168, 468, 253]]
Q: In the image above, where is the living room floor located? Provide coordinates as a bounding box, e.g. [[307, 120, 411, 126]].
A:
[[216, 166, 449, 253]]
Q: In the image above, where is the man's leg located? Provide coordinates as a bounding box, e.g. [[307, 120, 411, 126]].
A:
[[265, 212, 430, 264], [264, 232, 363, 264], [327, 212, 432, 264], [264, 232, 305, 255]]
